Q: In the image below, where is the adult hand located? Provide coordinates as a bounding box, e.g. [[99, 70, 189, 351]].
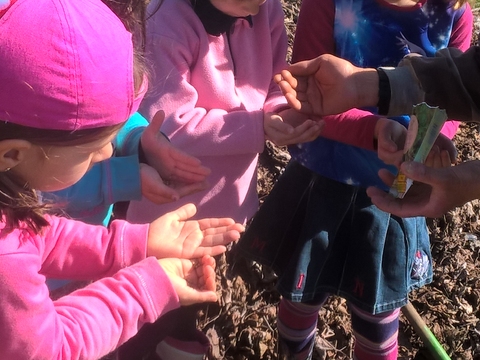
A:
[[263, 109, 324, 146], [274, 54, 379, 116], [158, 255, 218, 305], [366, 160, 480, 218], [141, 110, 211, 185], [147, 203, 245, 259]]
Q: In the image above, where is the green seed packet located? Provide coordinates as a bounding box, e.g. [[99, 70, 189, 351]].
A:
[[389, 102, 448, 199]]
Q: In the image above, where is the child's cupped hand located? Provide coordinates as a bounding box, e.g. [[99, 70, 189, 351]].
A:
[[158, 255, 218, 305], [263, 108, 324, 146], [140, 110, 211, 189], [423, 146, 453, 169], [139, 163, 209, 204], [374, 118, 407, 167], [423, 133, 457, 168], [147, 203, 245, 260], [375, 118, 457, 169]]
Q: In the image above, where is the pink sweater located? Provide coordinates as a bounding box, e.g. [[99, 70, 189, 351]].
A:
[[127, 0, 289, 224], [0, 216, 179, 359]]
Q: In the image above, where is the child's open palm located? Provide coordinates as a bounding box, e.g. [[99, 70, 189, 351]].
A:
[[141, 110, 211, 185], [158, 255, 218, 305], [147, 203, 245, 260]]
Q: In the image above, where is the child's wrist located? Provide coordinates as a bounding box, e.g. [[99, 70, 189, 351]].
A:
[[373, 117, 386, 150]]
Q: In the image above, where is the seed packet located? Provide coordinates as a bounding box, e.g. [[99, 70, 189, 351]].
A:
[[389, 102, 448, 198]]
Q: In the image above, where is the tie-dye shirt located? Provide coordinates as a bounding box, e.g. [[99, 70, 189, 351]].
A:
[[290, 0, 472, 189]]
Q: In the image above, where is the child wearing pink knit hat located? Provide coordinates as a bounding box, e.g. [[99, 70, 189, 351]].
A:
[[0, 1, 244, 359]]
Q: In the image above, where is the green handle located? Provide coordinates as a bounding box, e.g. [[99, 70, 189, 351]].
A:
[[401, 302, 451, 360]]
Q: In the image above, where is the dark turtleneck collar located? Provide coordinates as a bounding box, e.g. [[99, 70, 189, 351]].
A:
[[191, 0, 253, 36]]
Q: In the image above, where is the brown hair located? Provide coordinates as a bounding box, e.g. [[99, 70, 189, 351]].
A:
[[0, 123, 124, 235], [102, 0, 151, 90], [0, 0, 151, 235]]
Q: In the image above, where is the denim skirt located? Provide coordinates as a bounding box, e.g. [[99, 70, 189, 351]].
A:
[[235, 161, 432, 314]]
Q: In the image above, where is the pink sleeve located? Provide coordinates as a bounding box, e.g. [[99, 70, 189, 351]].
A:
[[448, 2, 473, 52], [139, 37, 265, 157], [439, 2, 472, 139], [263, 0, 291, 113], [41, 217, 148, 279], [320, 111, 380, 151], [292, 0, 379, 149], [140, 0, 287, 156], [0, 218, 180, 360]]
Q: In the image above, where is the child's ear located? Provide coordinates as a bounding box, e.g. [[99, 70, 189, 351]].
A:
[[0, 139, 32, 171]]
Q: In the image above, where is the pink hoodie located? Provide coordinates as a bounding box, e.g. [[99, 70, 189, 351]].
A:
[[127, 0, 289, 224], [0, 215, 179, 359]]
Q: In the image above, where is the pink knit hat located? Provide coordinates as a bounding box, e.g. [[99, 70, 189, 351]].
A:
[[0, 0, 137, 130]]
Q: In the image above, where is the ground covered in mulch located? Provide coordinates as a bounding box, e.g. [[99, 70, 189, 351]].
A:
[[195, 2, 480, 359]]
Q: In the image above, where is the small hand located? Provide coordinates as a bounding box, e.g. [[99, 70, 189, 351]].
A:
[[141, 110, 211, 185], [375, 118, 407, 167], [429, 133, 457, 164], [263, 109, 324, 146], [375, 119, 457, 169], [140, 163, 208, 204], [147, 203, 245, 259], [158, 255, 218, 305], [424, 146, 453, 169]]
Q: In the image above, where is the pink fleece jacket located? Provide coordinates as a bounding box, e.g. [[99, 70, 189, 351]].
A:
[[127, 0, 289, 224], [0, 215, 179, 360]]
